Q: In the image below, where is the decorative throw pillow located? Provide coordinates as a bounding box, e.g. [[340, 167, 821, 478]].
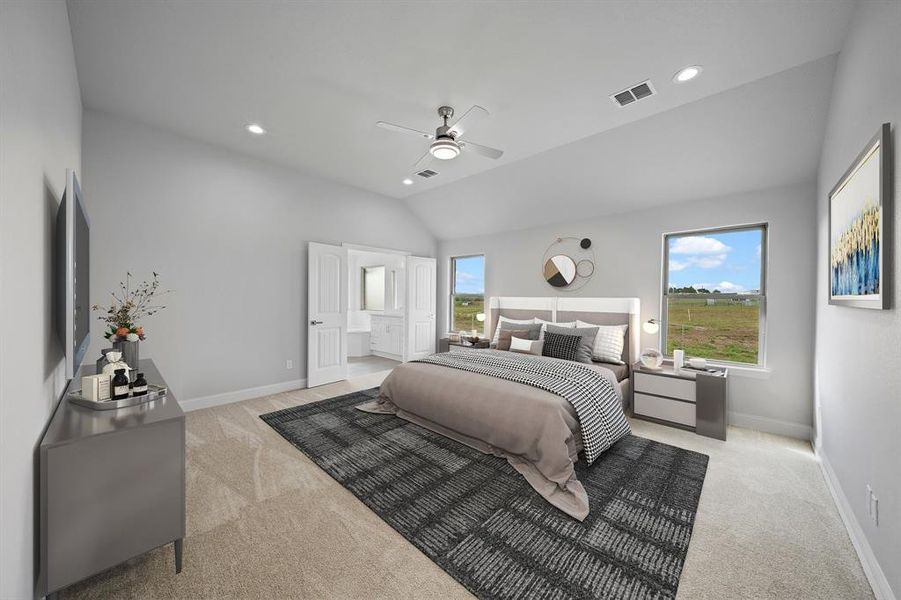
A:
[[493, 319, 542, 345], [541, 330, 582, 362], [497, 329, 531, 351], [576, 321, 628, 364], [509, 336, 543, 356], [545, 323, 598, 363], [534, 318, 575, 340], [490, 317, 536, 345]]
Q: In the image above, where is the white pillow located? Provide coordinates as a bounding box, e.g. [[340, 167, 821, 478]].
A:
[[534, 318, 575, 340], [491, 316, 536, 346], [576, 320, 627, 364], [509, 336, 543, 356]]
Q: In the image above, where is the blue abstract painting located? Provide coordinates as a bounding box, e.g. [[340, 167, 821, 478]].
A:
[[830, 142, 882, 300]]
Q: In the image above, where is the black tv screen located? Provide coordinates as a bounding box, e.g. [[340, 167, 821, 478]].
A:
[[57, 169, 90, 380]]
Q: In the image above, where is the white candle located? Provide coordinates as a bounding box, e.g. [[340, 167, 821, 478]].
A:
[[673, 349, 684, 371]]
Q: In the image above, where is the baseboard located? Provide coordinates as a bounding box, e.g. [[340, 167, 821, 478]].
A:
[[727, 410, 812, 440], [817, 448, 896, 600], [180, 378, 306, 412]]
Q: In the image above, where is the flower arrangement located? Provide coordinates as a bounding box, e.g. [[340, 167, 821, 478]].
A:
[[92, 272, 170, 342]]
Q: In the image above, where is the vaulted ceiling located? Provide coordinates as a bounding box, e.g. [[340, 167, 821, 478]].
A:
[[68, 1, 853, 236]]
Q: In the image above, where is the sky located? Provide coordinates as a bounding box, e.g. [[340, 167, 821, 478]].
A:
[[668, 229, 762, 293], [454, 255, 485, 294]]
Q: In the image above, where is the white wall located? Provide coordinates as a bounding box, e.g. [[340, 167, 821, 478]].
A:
[[82, 110, 435, 404], [439, 181, 817, 438], [814, 1, 901, 597], [0, 2, 82, 598]]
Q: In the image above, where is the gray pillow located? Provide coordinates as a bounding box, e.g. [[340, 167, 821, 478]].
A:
[[545, 323, 598, 364], [498, 320, 542, 341]]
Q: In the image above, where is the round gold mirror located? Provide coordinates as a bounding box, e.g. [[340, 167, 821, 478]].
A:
[[544, 255, 576, 287]]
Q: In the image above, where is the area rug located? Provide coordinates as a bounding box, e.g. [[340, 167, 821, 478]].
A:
[[261, 388, 708, 600]]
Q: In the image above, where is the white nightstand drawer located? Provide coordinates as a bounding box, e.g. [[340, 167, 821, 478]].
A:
[[634, 392, 696, 427], [634, 372, 696, 402]]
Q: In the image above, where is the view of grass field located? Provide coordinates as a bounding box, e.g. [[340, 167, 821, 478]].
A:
[[452, 294, 485, 333], [665, 297, 760, 364]]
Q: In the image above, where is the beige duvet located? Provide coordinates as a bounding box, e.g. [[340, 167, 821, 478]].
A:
[[358, 354, 622, 520]]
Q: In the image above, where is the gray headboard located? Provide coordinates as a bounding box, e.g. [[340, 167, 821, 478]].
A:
[[488, 296, 641, 365]]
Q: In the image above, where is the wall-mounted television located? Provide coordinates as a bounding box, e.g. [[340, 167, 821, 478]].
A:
[[56, 169, 90, 380]]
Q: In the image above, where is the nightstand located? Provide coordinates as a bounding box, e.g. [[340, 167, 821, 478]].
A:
[[630, 362, 728, 440], [438, 338, 490, 352]]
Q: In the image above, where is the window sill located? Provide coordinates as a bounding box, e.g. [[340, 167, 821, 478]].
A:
[[707, 362, 771, 379], [661, 357, 770, 379]]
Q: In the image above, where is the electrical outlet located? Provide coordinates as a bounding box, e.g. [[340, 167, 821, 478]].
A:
[[866, 485, 879, 526], [872, 496, 879, 526], [286, 359, 294, 370]]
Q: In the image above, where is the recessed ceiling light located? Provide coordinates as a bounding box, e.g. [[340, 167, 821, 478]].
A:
[[673, 65, 702, 83], [245, 123, 266, 135], [402, 178, 413, 185]]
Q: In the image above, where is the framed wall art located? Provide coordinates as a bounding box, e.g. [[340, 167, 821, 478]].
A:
[[829, 123, 892, 309]]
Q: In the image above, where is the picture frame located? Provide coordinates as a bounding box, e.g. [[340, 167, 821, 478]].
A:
[[828, 123, 893, 309]]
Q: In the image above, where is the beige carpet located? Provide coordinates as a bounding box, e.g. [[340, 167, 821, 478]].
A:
[[65, 370, 873, 599]]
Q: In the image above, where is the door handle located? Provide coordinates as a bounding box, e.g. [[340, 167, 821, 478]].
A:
[[310, 320, 323, 325]]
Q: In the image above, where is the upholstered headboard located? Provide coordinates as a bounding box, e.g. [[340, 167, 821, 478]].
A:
[[488, 296, 641, 365]]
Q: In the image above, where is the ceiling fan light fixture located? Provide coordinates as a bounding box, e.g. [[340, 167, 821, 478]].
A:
[[429, 138, 460, 160]]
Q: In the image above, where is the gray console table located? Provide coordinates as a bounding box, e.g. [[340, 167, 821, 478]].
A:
[[38, 359, 185, 599], [630, 362, 728, 440]]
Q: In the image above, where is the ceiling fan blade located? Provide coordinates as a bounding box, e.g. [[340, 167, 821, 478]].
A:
[[376, 121, 434, 139], [447, 105, 488, 139], [460, 140, 504, 160], [411, 151, 435, 174]]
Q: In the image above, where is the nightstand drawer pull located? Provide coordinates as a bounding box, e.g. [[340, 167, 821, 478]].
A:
[[634, 372, 696, 402], [634, 392, 696, 427]]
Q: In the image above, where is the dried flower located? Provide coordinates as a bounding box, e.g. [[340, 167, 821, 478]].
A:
[[92, 272, 171, 341]]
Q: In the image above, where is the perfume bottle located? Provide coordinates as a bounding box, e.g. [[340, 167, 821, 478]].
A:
[[132, 372, 148, 396], [111, 368, 130, 401]]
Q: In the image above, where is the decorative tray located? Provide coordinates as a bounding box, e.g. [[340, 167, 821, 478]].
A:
[[68, 384, 168, 411]]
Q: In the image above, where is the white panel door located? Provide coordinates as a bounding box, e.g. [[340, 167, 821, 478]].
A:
[[307, 242, 347, 387], [405, 256, 436, 361]]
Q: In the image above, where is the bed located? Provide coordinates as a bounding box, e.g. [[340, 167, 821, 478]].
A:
[[361, 297, 640, 520]]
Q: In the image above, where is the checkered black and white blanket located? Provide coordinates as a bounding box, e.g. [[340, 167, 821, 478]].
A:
[[414, 349, 631, 464]]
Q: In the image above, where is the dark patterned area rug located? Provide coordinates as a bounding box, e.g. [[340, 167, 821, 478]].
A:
[[261, 388, 708, 600]]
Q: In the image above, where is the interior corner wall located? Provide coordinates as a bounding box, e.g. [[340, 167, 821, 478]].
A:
[[81, 110, 436, 404], [0, 2, 83, 598], [438, 181, 818, 439], [814, 1, 901, 597]]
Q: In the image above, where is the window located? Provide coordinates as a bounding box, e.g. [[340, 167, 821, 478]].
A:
[[361, 266, 385, 311], [662, 224, 767, 366], [450, 255, 485, 333]]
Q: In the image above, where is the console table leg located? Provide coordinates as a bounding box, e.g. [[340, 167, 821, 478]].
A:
[[174, 538, 183, 574]]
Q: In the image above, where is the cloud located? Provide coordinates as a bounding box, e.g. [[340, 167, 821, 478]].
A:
[[670, 236, 731, 256], [668, 236, 732, 271], [693, 281, 748, 293]]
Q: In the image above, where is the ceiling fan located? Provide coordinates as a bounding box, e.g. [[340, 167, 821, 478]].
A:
[[377, 105, 504, 178]]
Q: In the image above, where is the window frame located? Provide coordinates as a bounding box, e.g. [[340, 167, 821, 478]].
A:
[[449, 253, 486, 334], [660, 223, 768, 367]]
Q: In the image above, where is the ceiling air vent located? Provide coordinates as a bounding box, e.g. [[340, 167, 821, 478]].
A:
[[610, 80, 656, 107], [417, 169, 439, 178]]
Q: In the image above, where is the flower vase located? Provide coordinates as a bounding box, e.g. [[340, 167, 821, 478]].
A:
[[112, 339, 140, 381]]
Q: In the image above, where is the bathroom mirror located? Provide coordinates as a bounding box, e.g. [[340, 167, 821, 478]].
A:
[[543, 255, 576, 287], [361, 266, 385, 311]]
